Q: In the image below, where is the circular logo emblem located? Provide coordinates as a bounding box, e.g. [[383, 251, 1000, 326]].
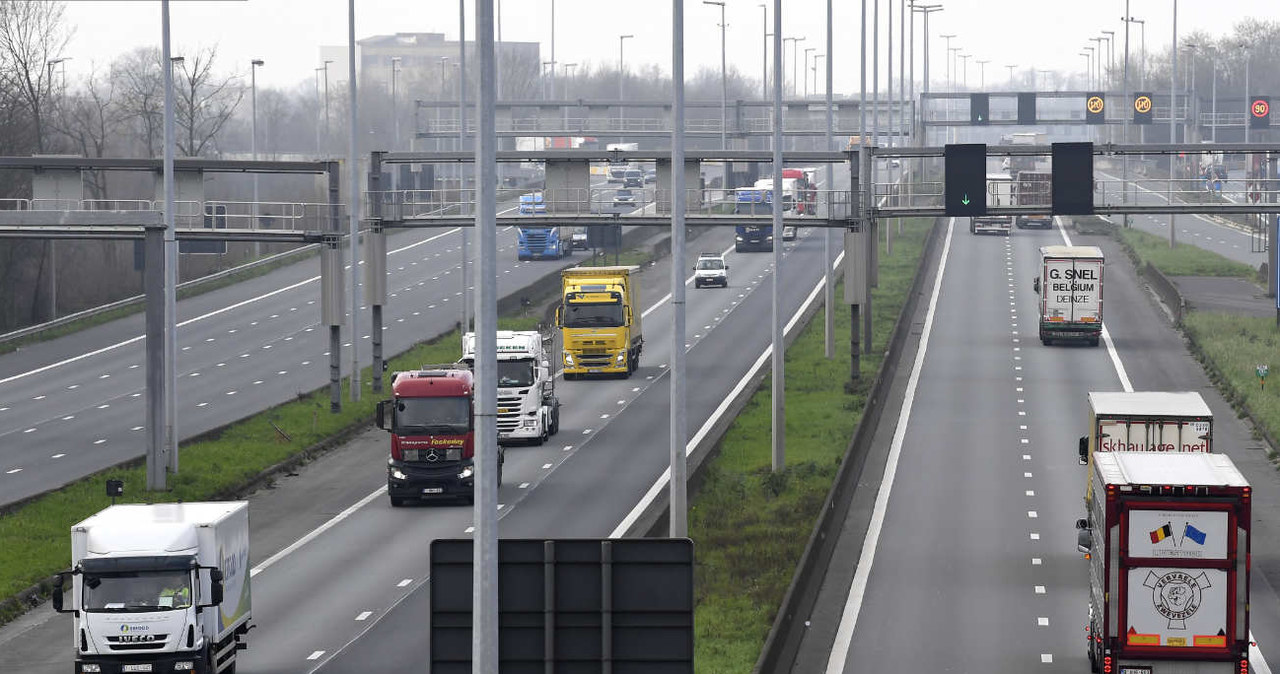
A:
[[1087, 96, 1105, 114], [425, 449, 440, 462], [1253, 99, 1270, 118], [1143, 570, 1210, 629], [1134, 96, 1152, 114]]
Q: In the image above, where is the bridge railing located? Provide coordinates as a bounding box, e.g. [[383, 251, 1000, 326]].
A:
[[23, 198, 342, 232]]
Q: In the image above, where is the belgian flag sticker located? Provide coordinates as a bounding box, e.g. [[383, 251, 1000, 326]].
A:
[[1149, 522, 1173, 544]]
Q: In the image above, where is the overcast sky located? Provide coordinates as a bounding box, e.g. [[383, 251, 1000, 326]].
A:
[[58, 0, 1271, 95]]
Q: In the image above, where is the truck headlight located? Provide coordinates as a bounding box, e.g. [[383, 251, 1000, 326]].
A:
[[458, 466, 474, 480], [563, 353, 574, 366], [616, 352, 627, 363], [174, 662, 195, 671], [735, 235, 743, 242], [390, 468, 408, 481], [767, 235, 774, 241], [80, 666, 101, 673], [523, 420, 537, 428]]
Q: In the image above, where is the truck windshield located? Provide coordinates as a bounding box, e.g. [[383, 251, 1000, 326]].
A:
[[497, 359, 536, 387], [395, 396, 470, 434], [82, 570, 192, 612], [564, 301, 624, 328]]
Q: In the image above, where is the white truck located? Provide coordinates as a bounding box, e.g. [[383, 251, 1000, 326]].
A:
[[1033, 245, 1104, 346], [54, 502, 252, 674], [461, 330, 561, 445], [970, 173, 1015, 234], [1080, 391, 1213, 468]]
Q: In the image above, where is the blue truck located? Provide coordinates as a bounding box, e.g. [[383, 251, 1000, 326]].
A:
[[734, 224, 774, 253], [517, 226, 569, 260]]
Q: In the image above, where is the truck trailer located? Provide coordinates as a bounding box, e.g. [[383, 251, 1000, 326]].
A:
[[1015, 170, 1053, 228], [54, 502, 252, 674], [1034, 245, 1104, 346], [557, 266, 643, 378], [1077, 452, 1251, 674], [970, 173, 1015, 235], [461, 330, 560, 445], [1080, 391, 1213, 470]]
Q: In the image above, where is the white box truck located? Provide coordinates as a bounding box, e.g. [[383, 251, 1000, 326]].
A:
[[461, 330, 561, 444], [1077, 452, 1251, 673], [1034, 245, 1104, 346], [54, 502, 252, 674]]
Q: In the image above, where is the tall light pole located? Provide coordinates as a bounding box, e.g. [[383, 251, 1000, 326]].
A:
[[947, 47, 960, 91], [1102, 30, 1115, 83], [913, 4, 943, 145], [322, 59, 333, 153], [704, 1, 728, 150], [1079, 52, 1091, 89], [824, 0, 834, 359], [1169, 0, 1177, 249], [1005, 64, 1016, 88], [803, 46, 815, 97], [1083, 46, 1096, 89], [940, 34, 955, 89], [345, 0, 361, 402], [812, 54, 824, 98], [314, 65, 325, 155], [1206, 44, 1218, 143], [158, 3, 179, 487], [770, 0, 784, 472], [976, 59, 988, 89], [1089, 38, 1103, 86], [251, 58, 263, 258], [460, 0, 471, 336], [1239, 42, 1251, 144], [390, 57, 401, 150], [1123, 16, 1146, 88], [618, 33, 634, 126], [957, 52, 969, 90], [549, 0, 555, 100], [792, 36, 806, 97], [759, 4, 768, 100], [670, 0, 689, 537], [45, 57, 69, 319]]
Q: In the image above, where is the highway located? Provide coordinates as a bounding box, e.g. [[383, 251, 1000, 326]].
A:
[[791, 217, 1280, 673], [0, 189, 615, 506], [0, 211, 842, 672]]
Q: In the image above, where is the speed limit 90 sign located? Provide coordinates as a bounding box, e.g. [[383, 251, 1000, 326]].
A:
[[1251, 97, 1270, 129]]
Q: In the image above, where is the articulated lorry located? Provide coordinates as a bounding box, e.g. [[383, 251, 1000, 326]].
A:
[[1080, 391, 1213, 467], [1034, 245, 1104, 346], [557, 266, 643, 378], [1015, 170, 1053, 229], [377, 364, 503, 506], [517, 226, 569, 260], [461, 330, 560, 445], [54, 502, 252, 674], [1077, 452, 1251, 673]]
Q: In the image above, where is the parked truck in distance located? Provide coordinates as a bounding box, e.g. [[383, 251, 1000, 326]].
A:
[[557, 266, 643, 378], [460, 331, 560, 445], [377, 364, 502, 506], [1077, 452, 1251, 673], [1015, 170, 1053, 228], [517, 225, 569, 260], [54, 502, 252, 674], [1033, 245, 1104, 346], [970, 173, 1015, 234]]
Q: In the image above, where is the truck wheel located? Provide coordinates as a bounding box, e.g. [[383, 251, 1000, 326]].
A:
[[969, 221, 976, 234], [549, 406, 560, 435]]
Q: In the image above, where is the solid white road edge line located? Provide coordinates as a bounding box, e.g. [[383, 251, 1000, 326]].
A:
[[610, 248, 846, 539], [250, 485, 388, 577], [1058, 216, 1271, 674], [822, 218, 954, 674], [0, 228, 466, 388]]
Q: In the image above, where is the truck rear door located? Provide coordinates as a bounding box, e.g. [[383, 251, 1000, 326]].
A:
[[1042, 257, 1102, 323]]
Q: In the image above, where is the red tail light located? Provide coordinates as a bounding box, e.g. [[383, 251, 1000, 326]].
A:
[[1103, 656, 1112, 674], [1240, 659, 1249, 674]]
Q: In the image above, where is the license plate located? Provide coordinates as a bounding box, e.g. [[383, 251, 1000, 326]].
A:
[[423, 487, 444, 494], [588, 369, 601, 373], [1119, 668, 1152, 674], [122, 666, 153, 673]]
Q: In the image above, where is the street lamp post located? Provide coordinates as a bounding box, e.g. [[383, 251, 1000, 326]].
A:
[[803, 47, 815, 97], [1102, 30, 1115, 83], [947, 47, 960, 91], [251, 58, 263, 258], [45, 56, 70, 319], [322, 59, 333, 153], [703, 1, 728, 150], [1005, 64, 1016, 88], [390, 57, 401, 149], [1083, 46, 1095, 89], [913, 5, 943, 145], [618, 34, 634, 127], [957, 53, 969, 90], [759, 4, 768, 100], [812, 54, 824, 98], [1089, 37, 1103, 87], [314, 66, 325, 155], [790, 37, 806, 97], [1080, 52, 1091, 89], [976, 59, 988, 89], [940, 34, 956, 89]]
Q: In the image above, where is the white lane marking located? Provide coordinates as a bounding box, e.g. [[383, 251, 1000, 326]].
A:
[[94, 439, 106, 445], [1035, 585, 1046, 594], [5, 468, 21, 474], [1032, 558, 1042, 565], [1025, 490, 1035, 496], [1030, 533, 1041, 540], [1038, 617, 1049, 626], [51, 453, 65, 459], [1071, 216, 1274, 674], [397, 579, 412, 588], [354, 611, 372, 621], [464, 526, 475, 533], [614, 246, 848, 540], [542, 463, 553, 469], [1041, 654, 1053, 664], [250, 485, 388, 578], [519, 482, 530, 489], [23, 428, 35, 433], [307, 651, 325, 661], [1028, 511, 1038, 519]]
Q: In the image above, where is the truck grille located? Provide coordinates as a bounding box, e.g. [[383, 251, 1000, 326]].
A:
[[106, 634, 169, 650], [497, 394, 523, 431], [525, 232, 548, 247]]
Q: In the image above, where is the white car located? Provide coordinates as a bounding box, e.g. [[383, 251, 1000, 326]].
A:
[[612, 188, 638, 207], [782, 226, 797, 241], [693, 253, 729, 288]]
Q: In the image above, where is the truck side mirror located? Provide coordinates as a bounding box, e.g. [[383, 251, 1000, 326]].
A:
[[1078, 436, 1089, 465], [555, 305, 563, 327], [51, 573, 66, 613], [376, 401, 387, 431], [1075, 518, 1089, 530], [625, 307, 633, 325], [1032, 277, 1041, 294], [1077, 529, 1092, 555], [208, 568, 224, 607]]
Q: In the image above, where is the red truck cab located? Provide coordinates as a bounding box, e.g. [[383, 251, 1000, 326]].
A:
[[376, 365, 502, 506]]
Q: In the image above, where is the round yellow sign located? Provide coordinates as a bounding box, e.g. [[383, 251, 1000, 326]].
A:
[[1087, 96, 1105, 114], [1134, 96, 1152, 114]]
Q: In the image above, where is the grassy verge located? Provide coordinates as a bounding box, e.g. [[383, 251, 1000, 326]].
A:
[[690, 219, 933, 673], [0, 246, 317, 357], [1113, 226, 1256, 278]]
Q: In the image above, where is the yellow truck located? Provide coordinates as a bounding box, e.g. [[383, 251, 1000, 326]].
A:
[[557, 265, 643, 379]]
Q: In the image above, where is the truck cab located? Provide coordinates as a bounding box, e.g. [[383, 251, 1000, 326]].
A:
[[54, 502, 252, 674], [460, 331, 561, 445], [557, 266, 643, 379], [517, 225, 568, 260], [377, 365, 502, 506], [735, 224, 774, 252]]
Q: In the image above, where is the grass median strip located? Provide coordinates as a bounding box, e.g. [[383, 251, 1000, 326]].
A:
[[691, 219, 933, 673], [1114, 226, 1257, 278]]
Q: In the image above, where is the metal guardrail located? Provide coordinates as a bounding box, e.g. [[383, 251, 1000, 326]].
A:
[[0, 242, 320, 346], [22, 198, 341, 232]]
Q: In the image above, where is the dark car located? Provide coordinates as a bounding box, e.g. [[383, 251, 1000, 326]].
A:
[[624, 169, 644, 188]]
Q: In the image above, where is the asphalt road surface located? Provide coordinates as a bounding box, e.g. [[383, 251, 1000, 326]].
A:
[[793, 218, 1279, 673], [0, 205, 845, 672]]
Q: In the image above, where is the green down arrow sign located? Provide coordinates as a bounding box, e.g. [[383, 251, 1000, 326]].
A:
[[961, 194, 970, 205]]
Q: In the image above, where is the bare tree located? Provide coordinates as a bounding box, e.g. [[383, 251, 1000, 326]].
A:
[[112, 47, 164, 157], [53, 66, 122, 199], [172, 46, 244, 157], [0, 0, 72, 153]]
